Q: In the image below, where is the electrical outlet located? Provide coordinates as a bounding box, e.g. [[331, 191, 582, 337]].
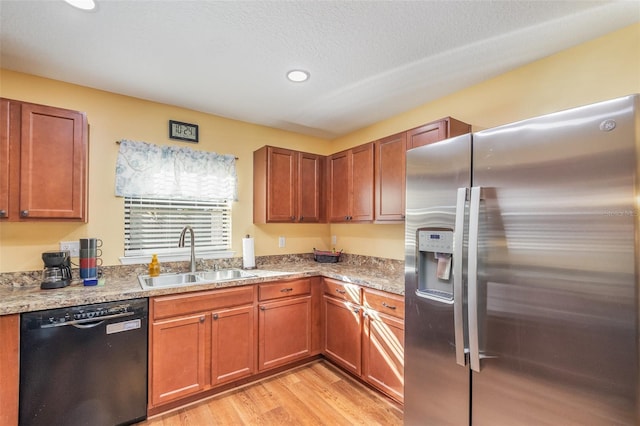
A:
[[59, 241, 80, 257], [331, 235, 337, 245], [278, 236, 285, 248]]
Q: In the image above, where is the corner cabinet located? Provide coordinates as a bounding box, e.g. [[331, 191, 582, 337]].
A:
[[258, 278, 313, 371], [253, 146, 325, 223], [327, 142, 374, 223], [406, 117, 470, 150], [0, 98, 88, 221]]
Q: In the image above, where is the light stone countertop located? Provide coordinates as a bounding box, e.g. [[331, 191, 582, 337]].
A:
[[0, 259, 405, 316]]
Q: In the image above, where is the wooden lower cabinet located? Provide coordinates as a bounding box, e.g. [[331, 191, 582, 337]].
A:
[[0, 314, 19, 426], [258, 295, 312, 371], [323, 295, 362, 375], [211, 305, 255, 386], [362, 310, 405, 402], [149, 286, 256, 410], [321, 279, 405, 403], [151, 313, 207, 406], [362, 288, 405, 402], [147, 277, 402, 414]]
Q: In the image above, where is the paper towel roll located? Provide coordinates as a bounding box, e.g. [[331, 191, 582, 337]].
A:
[[242, 235, 256, 269]]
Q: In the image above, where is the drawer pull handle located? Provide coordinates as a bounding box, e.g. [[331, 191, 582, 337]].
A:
[[382, 302, 397, 310], [335, 288, 346, 294], [280, 287, 293, 293]]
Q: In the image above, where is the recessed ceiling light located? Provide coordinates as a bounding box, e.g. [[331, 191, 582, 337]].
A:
[[64, 0, 96, 10], [287, 70, 310, 83]]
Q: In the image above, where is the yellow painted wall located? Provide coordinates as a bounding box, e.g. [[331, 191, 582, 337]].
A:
[[330, 22, 640, 260], [0, 73, 332, 272], [1, 23, 638, 272]]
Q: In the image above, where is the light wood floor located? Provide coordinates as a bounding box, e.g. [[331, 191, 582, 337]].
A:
[[137, 360, 403, 426]]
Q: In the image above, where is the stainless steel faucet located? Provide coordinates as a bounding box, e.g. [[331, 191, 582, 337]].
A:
[[178, 225, 196, 273]]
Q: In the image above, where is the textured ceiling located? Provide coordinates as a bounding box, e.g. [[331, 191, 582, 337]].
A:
[[0, 1, 638, 139]]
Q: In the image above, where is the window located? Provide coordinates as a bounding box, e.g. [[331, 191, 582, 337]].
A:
[[124, 198, 231, 258], [115, 140, 237, 263]]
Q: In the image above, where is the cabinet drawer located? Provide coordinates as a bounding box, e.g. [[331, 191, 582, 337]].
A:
[[258, 278, 310, 301], [323, 278, 360, 304], [362, 288, 404, 319], [152, 286, 255, 320]]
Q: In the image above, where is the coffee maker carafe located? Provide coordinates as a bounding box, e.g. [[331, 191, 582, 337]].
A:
[[41, 251, 72, 290]]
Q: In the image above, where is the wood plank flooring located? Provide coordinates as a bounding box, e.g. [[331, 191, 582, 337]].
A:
[[137, 360, 403, 426]]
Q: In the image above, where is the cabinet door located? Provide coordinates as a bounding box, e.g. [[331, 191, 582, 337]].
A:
[[211, 305, 256, 386], [362, 311, 404, 403], [406, 120, 447, 150], [350, 143, 374, 222], [374, 132, 406, 222], [0, 314, 19, 426], [258, 295, 312, 371], [327, 149, 350, 222], [0, 100, 10, 219], [266, 146, 297, 222], [323, 295, 362, 375], [150, 313, 207, 407], [19, 102, 87, 220], [297, 151, 324, 223]]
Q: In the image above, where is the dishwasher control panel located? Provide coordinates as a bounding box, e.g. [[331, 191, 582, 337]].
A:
[[22, 298, 147, 329]]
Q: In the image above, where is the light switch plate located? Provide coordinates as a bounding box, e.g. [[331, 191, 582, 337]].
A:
[[59, 241, 80, 257], [278, 236, 285, 248], [331, 235, 337, 245]]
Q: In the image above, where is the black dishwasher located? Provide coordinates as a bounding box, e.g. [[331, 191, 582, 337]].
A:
[[19, 298, 148, 426]]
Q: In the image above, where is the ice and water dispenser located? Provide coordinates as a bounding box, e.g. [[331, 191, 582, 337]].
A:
[[417, 229, 454, 301]]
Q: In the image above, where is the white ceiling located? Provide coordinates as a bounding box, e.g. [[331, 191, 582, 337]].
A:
[[1, 1, 638, 139]]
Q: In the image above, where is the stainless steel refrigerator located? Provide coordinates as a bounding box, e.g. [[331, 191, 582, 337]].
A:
[[404, 94, 639, 425]]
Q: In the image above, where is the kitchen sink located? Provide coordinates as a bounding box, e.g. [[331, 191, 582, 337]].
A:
[[138, 269, 257, 289], [197, 269, 256, 281]]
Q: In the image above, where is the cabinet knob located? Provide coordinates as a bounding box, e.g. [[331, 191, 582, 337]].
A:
[[20, 210, 29, 217], [213, 313, 219, 320], [299, 216, 304, 221], [0, 210, 6, 217], [291, 216, 295, 221], [199, 316, 205, 323], [345, 216, 349, 221], [353, 307, 360, 314], [260, 306, 266, 311]]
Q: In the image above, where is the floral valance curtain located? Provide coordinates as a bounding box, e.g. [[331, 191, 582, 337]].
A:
[[115, 140, 237, 201]]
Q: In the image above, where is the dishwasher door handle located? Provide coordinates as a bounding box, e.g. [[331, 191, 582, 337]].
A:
[[40, 311, 134, 328]]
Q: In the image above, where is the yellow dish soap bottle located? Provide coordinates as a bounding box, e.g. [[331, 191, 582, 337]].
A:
[[149, 254, 160, 277]]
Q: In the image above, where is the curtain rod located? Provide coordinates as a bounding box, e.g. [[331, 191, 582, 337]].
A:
[[115, 140, 239, 159]]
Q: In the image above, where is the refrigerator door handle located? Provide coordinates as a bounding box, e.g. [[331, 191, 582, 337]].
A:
[[468, 186, 481, 372], [453, 187, 468, 367]]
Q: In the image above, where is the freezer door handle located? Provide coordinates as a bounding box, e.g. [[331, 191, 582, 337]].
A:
[[453, 187, 468, 366], [468, 186, 481, 372]]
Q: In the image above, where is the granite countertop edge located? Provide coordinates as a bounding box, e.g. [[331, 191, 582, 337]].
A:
[[0, 261, 405, 316]]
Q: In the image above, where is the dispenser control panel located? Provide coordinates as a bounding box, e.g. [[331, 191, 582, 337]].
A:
[[418, 230, 454, 253]]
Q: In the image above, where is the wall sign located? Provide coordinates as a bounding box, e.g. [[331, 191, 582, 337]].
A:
[[169, 120, 199, 143]]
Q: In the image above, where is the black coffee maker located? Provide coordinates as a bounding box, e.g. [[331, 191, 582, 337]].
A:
[[41, 251, 72, 289]]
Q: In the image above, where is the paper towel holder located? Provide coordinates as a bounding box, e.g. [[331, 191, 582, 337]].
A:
[[242, 234, 257, 270]]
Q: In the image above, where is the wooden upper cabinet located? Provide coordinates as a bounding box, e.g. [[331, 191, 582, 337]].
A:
[[406, 117, 471, 150], [253, 146, 324, 223], [328, 142, 374, 223], [0, 98, 88, 221], [0, 100, 10, 219], [374, 132, 407, 222]]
